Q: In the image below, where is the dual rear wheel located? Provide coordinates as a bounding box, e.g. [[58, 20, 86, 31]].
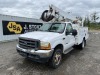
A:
[[73, 38, 86, 50], [79, 38, 86, 49]]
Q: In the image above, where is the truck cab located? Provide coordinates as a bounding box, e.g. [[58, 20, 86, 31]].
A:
[[16, 22, 88, 68]]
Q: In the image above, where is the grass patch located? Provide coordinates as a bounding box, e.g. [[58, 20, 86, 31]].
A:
[[86, 23, 100, 30]]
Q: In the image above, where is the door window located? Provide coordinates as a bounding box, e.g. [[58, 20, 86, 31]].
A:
[[66, 23, 73, 33]]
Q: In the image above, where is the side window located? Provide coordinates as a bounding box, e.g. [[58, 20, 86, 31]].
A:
[[66, 23, 73, 33]]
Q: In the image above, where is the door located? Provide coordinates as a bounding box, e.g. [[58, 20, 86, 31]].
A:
[[64, 23, 75, 51]]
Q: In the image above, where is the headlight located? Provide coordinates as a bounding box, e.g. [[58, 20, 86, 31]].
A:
[[40, 42, 51, 50]]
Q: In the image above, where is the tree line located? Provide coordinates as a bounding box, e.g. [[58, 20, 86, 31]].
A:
[[84, 12, 99, 27]]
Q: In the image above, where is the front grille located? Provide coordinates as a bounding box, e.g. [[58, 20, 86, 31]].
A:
[[19, 37, 40, 50]]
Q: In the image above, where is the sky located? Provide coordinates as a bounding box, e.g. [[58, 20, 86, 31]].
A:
[[0, 0, 100, 21]]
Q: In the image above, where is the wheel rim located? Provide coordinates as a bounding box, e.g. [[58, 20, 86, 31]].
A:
[[54, 52, 61, 66], [82, 40, 85, 48]]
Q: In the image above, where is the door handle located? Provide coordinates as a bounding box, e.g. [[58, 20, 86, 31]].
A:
[[63, 38, 65, 40]]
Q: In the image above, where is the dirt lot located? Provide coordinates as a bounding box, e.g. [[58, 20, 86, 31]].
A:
[[0, 31, 100, 75]]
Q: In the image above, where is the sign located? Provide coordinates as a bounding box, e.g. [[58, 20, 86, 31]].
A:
[[2, 21, 42, 35]]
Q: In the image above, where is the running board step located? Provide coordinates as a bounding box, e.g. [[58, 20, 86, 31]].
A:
[[63, 47, 74, 54]]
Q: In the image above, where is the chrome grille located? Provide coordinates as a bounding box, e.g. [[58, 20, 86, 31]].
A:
[[19, 38, 40, 49]]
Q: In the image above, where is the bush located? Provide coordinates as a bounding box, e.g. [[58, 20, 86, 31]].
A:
[[88, 23, 100, 30]]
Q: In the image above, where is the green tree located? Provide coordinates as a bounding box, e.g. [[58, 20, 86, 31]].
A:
[[84, 16, 90, 27], [83, 17, 87, 26], [91, 12, 99, 23]]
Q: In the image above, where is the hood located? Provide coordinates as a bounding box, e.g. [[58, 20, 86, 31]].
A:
[[20, 31, 62, 42]]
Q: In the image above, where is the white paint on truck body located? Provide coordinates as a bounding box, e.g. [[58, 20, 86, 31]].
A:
[[18, 22, 89, 54], [72, 24, 89, 45]]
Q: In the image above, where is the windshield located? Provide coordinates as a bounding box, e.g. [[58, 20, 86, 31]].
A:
[[38, 23, 65, 33]]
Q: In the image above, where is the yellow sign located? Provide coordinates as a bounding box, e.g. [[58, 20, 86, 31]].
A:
[[7, 22, 22, 34]]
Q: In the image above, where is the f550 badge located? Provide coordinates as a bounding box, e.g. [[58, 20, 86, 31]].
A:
[[7, 22, 22, 34]]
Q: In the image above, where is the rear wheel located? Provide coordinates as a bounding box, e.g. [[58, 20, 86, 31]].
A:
[[73, 38, 86, 50], [79, 39, 86, 49], [49, 49, 62, 69]]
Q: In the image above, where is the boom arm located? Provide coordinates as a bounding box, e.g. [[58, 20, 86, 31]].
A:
[[40, 4, 83, 27]]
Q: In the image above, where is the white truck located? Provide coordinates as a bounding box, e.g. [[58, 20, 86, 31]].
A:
[[16, 22, 89, 68]]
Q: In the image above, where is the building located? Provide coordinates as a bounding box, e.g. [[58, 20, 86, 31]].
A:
[[0, 14, 43, 42]]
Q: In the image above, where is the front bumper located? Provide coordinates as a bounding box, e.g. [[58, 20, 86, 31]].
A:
[[16, 45, 54, 63]]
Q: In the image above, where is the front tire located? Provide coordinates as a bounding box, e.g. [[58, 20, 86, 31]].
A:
[[49, 49, 62, 69]]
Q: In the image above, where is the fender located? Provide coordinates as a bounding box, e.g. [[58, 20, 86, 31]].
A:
[[50, 38, 64, 51]]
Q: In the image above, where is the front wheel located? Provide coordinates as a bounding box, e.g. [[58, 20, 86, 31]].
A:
[[49, 49, 62, 69]]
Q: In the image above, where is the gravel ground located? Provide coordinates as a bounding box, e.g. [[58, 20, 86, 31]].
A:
[[0, 31, 100, 75]]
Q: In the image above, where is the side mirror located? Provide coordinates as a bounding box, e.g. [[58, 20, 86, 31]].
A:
[[72, 29, 77, 36], [65, 30, 69, 35]]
